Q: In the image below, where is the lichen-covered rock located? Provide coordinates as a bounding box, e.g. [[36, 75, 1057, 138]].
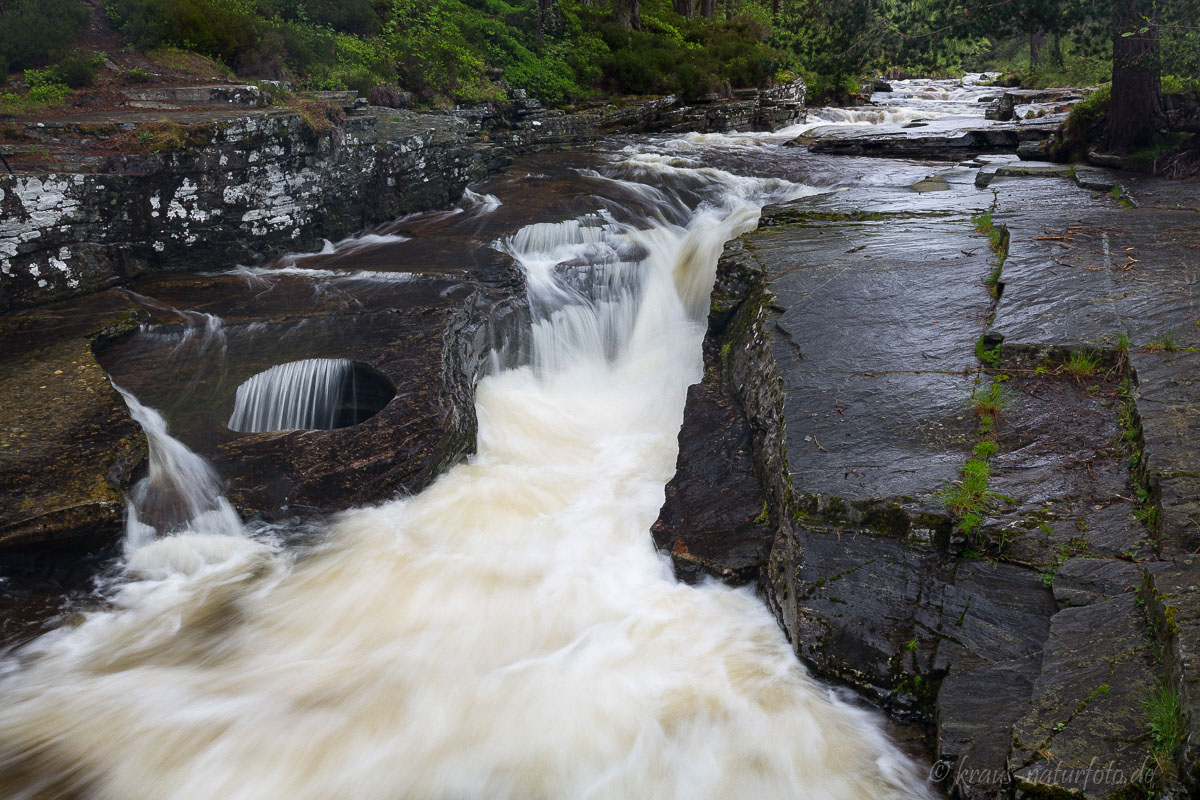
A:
[[0, 109, 500, 312]]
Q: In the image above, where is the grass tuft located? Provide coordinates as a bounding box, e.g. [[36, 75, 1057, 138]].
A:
[[1063, 349, 1101, 378], [1144, 331, 1178, 353], [972, 379, 1012, 418], [976, 337, 1002, 367], [1145, 683, 1185, 774]]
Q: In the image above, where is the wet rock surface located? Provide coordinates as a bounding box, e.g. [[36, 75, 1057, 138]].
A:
[[0, 109, 502, 312], [660, 143, 1200, 796], [802, 118, 1064, 160], [651, 378, 772, 585], [0, 291, 146, 555], [1, 82, 807, 313]]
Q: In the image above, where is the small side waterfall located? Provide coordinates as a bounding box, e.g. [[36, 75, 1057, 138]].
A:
[[228, 358, 353, 433], [227, 358, 396, 433], [116, 385, 243, 552]]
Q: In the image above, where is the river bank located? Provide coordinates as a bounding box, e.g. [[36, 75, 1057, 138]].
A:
[[653, 84, 1200, 796]]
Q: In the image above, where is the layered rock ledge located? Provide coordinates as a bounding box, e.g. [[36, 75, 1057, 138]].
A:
[[657, 157, 1200, 797], [1, 81, 806, 312]]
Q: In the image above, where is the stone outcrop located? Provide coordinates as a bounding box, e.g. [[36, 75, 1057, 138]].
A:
[[2, 80, 807, 314], [0, 290, 146, 558], [657, 159, 1199, 797], [0, 108, 503, 312], [0, 82, 807, 645], [800, 117, 1065, 160], [459, 80, 807, 152]]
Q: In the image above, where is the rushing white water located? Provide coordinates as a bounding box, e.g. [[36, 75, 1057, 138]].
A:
[[227, 358, 355, 433], [0, 141, 933, 800]]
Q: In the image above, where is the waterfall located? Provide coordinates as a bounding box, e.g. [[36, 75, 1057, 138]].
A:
[[0, 137, 933, 800], [115, 384, 242, 553], [228, 358, 355, 433]]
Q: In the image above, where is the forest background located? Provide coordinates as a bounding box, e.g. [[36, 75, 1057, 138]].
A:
[[0, 0, 1196, 153]]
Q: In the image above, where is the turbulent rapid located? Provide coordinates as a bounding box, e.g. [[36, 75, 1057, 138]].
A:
[[0, 132, 933, 799]]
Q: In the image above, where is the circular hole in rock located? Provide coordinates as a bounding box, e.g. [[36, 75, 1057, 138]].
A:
[[228, 358, 395, 433]]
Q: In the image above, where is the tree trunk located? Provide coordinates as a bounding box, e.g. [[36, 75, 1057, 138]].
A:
[[699, 0, 714, 18], [1030, 29, 1045, 68], [1048, 31, 1063, 68], [613, 0, 641, 29], [538, 0, 562, 37], [1106, 0, 1162, 153], [673, 0, 694, 17]]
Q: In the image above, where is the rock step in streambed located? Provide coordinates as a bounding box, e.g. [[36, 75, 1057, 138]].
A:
[[0, 84, 809, 646], [656, 155, 1200, 798]]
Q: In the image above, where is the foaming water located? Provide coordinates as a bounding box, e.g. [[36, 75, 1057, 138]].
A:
[[116, 385, 242, 552], [0, 138, 932, 800]]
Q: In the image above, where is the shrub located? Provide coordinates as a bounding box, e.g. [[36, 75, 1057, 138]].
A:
[[106, 0, 261, 64], [0, 0, 88, 73], [121, 66, 152, 83], [55, 51, 106, 87]]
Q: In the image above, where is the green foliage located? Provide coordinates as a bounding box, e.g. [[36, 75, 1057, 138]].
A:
[[939, 458, 991, 517], [975, 337, 1002, 367], [0, 66, 72, 111], [1162, 74, 1200, 94], [589, 7, 778, 99], [121, 66, 151, 82], [1145, 684, 1185, 759], [388, 0, 495, 104], [973, 440, 998, 460], [971, 210, 993, 233], [106, 0, 261, 64], [1144, 331, 1179, 353], [0, 0, 89, 74], [98, 0, 788, 106], [1064, 349, 1101, 377], [1065, 83, 1111, 143], [54, 52, 106, 87], [972, 379, 1012, 418]]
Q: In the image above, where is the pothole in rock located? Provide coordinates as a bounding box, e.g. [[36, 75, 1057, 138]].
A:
[[227, 358, 395, 433]]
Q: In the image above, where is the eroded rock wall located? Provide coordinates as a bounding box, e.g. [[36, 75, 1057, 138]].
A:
[[0, 111, 500, 312]]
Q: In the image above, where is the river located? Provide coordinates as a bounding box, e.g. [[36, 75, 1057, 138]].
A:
[[0, 77, 1026, 799]]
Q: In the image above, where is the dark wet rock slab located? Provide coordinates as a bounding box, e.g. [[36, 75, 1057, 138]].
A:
[[651, 379, 772, 585], [97, 255, 526, 519], [802, 119, 1063, 160], [1053, 557, 1141, 607], [981, 373, 1152, 566], [660, 160, 1200, 796], [1010, 595, 1157, 800], [750, 204, 992, 513], [1130, 351, 1200, 557], [937, 654, 1041, 799], [794, 533, 1055, 705]]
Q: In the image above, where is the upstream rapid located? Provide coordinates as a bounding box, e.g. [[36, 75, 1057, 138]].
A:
[[0, 87, 1023, 797]]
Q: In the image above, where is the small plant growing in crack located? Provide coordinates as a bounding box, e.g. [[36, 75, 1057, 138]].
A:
[[976, 337, 1002, 367], [1144, 331, 1178, 353], [1063, 349, 1101, 378], [972, 379, 1012, 418], [1110, 185, 1135, 209], [973, 440, 998, 459], [1145, 683, 1185, 776], [938, 459, 1012, 547]]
